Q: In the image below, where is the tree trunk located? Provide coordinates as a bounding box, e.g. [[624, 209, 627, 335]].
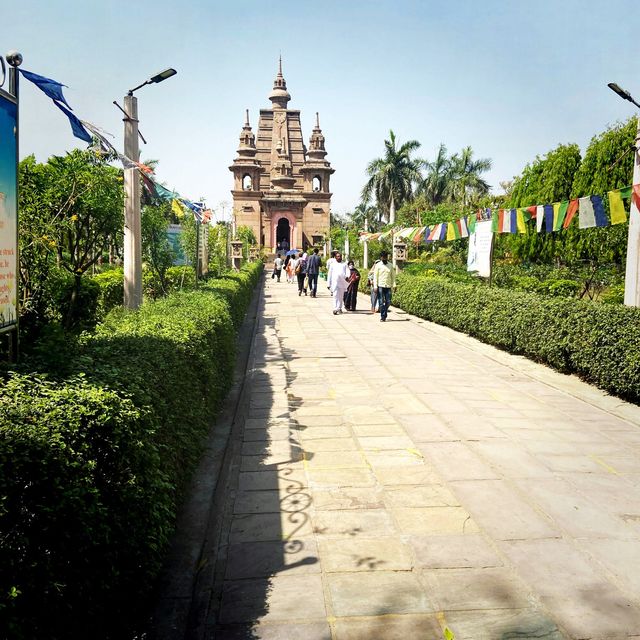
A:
[[64, 273, 82, 329], [389, 196, 396, 224]]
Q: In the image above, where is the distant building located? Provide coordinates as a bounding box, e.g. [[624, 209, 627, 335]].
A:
[[229, 59, 333, 251]]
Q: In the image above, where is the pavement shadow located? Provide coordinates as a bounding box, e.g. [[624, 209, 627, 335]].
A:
[[205, 280, 320, 640]]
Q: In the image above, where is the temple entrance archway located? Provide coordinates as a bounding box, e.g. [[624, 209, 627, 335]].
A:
[[276, 217, 291, 250]]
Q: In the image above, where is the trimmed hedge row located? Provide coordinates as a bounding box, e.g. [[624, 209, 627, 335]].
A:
[[0, 262, 263, 639], [393, 273, 640, 402]]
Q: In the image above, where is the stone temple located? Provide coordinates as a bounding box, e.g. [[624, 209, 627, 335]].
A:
[[229, 59, 333, 252]]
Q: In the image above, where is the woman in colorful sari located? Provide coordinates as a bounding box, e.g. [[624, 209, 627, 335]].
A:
[[344, 260, 361, 311]]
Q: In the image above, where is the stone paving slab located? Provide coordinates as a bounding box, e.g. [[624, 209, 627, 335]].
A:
[[201, 277, 640, 640]]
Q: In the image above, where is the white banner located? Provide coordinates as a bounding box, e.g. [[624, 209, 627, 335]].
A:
[[467, 220, 493, 278]]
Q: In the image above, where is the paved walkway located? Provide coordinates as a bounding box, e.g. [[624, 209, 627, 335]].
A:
[[201, 274, 640, 640]]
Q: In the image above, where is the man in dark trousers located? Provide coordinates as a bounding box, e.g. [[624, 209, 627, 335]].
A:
[[306, 248, 322, 298]]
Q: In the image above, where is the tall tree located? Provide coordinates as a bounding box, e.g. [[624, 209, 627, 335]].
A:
[[448, 146, 492, 207], [419, 143, 454, 207], [361, 130, 422, 223]]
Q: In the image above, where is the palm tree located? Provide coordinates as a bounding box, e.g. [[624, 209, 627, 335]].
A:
[[419, 143, 454, 207], [351, 202, 381, 232], [448, 146, 492, 208], [361, 130, 423, 224]]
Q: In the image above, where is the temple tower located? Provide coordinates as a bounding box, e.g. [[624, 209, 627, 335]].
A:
[[229, 59, 333, 251]]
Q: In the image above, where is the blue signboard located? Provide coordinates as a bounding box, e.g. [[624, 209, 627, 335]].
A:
[[0, 89, 17, 331]]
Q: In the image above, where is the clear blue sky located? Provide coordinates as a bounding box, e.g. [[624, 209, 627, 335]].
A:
[[2, 0, 639, 218]]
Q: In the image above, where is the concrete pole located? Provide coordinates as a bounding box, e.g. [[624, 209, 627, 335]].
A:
[[344, 235, 349, 260], [624, 114, 640, 306], [123, 94, 142, 309], [363, 239, 369, 270], [392, 230, 397, 272]]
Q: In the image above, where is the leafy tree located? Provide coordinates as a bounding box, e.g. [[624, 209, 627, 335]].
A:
[[362, 130, 423, 223], [502, 143, 582, 264], [18, 150, 123, 329], [141, 200, 175, 295]]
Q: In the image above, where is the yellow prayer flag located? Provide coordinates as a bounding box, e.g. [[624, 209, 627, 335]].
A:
[[608, 190, 627, 225], [446, 222, 455, 241], [516, 209, 527, 234], [171, 198, 185, 218]]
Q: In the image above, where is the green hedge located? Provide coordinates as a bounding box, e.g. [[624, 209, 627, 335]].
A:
[[0, 262, 263, 639], [393, 273, 640, 402]]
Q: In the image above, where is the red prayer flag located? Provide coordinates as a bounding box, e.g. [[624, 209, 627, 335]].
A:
[[527, 205, 537, 219], [633, 184, 640, 212], [563, 199, 579, 229]]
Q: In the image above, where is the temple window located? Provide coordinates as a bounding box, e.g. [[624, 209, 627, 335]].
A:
[[242, 174, 252, 190], [312, 176, 321, 192]]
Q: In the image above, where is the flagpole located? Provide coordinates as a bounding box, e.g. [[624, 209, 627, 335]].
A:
[[6, 51, 22, 362]]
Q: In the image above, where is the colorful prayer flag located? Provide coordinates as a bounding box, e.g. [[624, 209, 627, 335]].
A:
[[536, 205, 544, 232], [553, 201, 569, 231], [171, 198, 185, 218], [543, 204, 554, 233], [592, 195, 608, 227], [456, 217, 469, 238], [516, 209, 527, 234], [19, 69, 73, 110], [563, 199, 579, 229], [608, 189, 627, 225], [52, 101, 92, 143]]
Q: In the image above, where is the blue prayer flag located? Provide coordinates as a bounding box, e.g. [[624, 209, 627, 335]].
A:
[[591, 195, 608, 227], [543, 204, 554, 233], [19, 69, 73, 110], [53, 101, 92, 143]]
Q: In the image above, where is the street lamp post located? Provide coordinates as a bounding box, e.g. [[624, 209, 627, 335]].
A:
[[123, 68, 176, 309], [608, 82, 640, 307]]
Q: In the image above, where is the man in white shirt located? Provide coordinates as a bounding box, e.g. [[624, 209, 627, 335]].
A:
[[273, 254, 283, 282], [327, 252, 349, 315], [373, 250, 396, 322], [325, 250, 337, 291]]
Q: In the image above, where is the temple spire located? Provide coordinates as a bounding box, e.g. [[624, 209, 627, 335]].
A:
[[245, 108, 250, 127], [316, 112, 320, 128], [269, 56, 291, 109]]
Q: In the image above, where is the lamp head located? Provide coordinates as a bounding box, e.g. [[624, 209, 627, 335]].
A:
[[608, 82, 632, 101], [150, 68, 177, 84]]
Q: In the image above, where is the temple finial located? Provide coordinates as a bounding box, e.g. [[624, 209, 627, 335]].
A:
[[278, 54, 282, 75], [245, 109, 250, 127], [316, 112, 320, 128]]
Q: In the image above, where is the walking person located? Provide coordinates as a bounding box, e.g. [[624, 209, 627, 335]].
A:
[[367, 259, 380, 313], [306, 248, 322, 297], [325, 250, 338, 291], [344, 260, 361, 311], [286, 253, 297, 284], [372, 251, 396, 322], [273, 253, 283, 282], [297, 252, 308, 296], [327, 252, 349, 315]]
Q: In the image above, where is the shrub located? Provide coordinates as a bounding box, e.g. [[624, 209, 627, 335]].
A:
[[92, 268, 124, 317], [601, 283, 625, 305], [393, 273, 640, 402], [50, 271, 101, 330], [545, 279, 581, 298], [0, 262, 263, 639]]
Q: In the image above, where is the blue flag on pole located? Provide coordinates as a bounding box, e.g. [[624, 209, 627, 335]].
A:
[[19, 69, 73, 110], [52, 101, 93, 143]]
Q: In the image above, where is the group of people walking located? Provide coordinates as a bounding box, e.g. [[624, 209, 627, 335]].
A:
[[272, 248, 322, 297], [272, 248, 396, 322]]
